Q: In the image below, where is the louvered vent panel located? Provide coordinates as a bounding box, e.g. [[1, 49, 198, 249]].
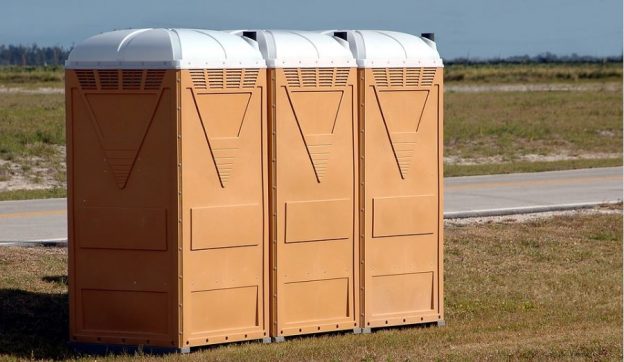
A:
[[144, 70, 166, 90], [284, 68, 350, 87], [75, 70, 166, 91], [122, 70, 143, 90], [206, 70, 224, 89], [98, 70, 119, 90], [75, 70, 97, 90], [192, 69, 259, 89], [242, 69, 259, 88], [373, 68, 437, 87], [421, 68, 437, 86], [190, 70, 207, 89]]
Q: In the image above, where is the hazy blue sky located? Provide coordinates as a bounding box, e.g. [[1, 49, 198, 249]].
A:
[[0, 0, 621, 59]]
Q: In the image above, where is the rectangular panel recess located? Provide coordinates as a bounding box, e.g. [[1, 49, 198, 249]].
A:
[[81, 289, 168, 334], [190, 286, 259, 333], [191, 204, 261, 250], [283, 278, 349, 324], [372, 195, 436, 238], [285, 199, 351, 243], [77, 207, 167, 250], [371, 272, 434, 316]]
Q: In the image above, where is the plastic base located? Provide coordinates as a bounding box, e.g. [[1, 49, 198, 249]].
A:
[[69, 342, 190, 355], [262, 337, 272, 344], [272, 336, 286, 343], [361, 328, 372, 334], [436, 320, 446, 327]]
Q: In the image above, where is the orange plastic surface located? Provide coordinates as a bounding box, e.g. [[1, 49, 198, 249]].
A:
[[357, 67, 444, 329], [66, 68, 269, 349], [268, 68, 359, 337]]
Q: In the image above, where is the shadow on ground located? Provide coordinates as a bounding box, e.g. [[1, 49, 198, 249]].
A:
[[0, 288, 70, 359]]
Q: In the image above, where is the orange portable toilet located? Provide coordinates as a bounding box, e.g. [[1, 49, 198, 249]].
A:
[[232, 30, 359, 340], [65, 28, 270, 352], [333, 30, 445, 332]]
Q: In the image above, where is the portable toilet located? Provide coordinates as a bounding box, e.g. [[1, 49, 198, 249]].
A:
[[231, 30, 359, 340], [330, 30, 445, 331], [65, 28, 269, 351]]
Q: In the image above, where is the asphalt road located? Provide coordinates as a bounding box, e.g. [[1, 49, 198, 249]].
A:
[[0, 167, 621, 243]]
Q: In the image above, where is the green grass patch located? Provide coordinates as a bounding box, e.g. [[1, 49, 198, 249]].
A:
[[445, 157, 623, 177], [0, 213, 621, 360], [445, 62, 623, 84], [0, 188, 66, 201], [0, 66, 64, 88], [0, 93, 64, 160], [445, 90, 623, 160]]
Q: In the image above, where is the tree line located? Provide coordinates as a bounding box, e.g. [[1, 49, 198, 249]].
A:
[[0, 44, 621, 66], [0, 44, 70, 66]]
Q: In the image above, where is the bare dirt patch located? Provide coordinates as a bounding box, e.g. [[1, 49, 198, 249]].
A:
[[446, 82, 621, 93], [446, 204, 623, 226], [0, 145, 65, 192], [0, 86, 63, 94], [445, 152, 622, 166]]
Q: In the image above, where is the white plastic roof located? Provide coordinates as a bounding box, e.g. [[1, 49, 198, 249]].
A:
[[65, 28, 266, 69], [231, 30, 355, 68], [324, 30, 443, 68]]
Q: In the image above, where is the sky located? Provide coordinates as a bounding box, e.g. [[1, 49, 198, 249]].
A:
[[0, 0, 621, 59]]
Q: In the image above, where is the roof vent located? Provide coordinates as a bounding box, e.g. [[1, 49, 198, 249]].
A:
[[243, 31, 257, 41], [333, 31, 348, 41], [421, 33, 435, 41]]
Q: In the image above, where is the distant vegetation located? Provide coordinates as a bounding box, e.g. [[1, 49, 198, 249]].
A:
[[0, 45, 69, 66]]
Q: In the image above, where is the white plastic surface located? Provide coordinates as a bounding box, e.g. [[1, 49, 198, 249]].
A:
[[323, 30, 443, 68], [231, 30, 354, 68], [66, 28, 266, 69]]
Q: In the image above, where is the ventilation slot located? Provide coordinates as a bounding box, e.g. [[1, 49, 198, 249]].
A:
[[420, 68, 437, 86], [75, 69, 166, 91], [98, 70, 119, 90], [225, 69, 243, 88], [122, 70, 143, 90], [373, 68, 437, 87], [190, 70, 208, 89], [145, 70, 166, 90], [242, 69, 259, 88], [75, 70, 97, 90], [284, 68, 350, 87], [193, 69, 259, 89]]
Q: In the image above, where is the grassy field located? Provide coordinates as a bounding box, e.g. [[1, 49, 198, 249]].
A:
[[0, 64, 621, 199], [0, 66, 64, 89], [0, 92, 65, 191], [445, 62, 622, 83], [0, 212, 621, 360]]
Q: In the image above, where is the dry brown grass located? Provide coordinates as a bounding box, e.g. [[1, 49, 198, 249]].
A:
[[0, 212, 621, 361]]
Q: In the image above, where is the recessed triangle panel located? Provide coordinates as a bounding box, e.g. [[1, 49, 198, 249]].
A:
[[84, 93, 160, 189], [375, 89, 429, 179], [288, 91, 343, 182], [193, 92, 251, 187]]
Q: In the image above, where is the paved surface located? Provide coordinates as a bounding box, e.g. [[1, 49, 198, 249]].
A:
[[445, 167, 622, 217], [0, 167, 621, 244]]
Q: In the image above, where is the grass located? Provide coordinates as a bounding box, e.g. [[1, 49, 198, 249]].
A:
[[445, 157, 623, 177], [0, 93, 65, 191], [444, 62, 623, 84], [0, 188, 66, 201], [0, 93, 64, 161], [0, 66, 64, 89], [0, 212, 621, 360], [444, 89, 623, 161]]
